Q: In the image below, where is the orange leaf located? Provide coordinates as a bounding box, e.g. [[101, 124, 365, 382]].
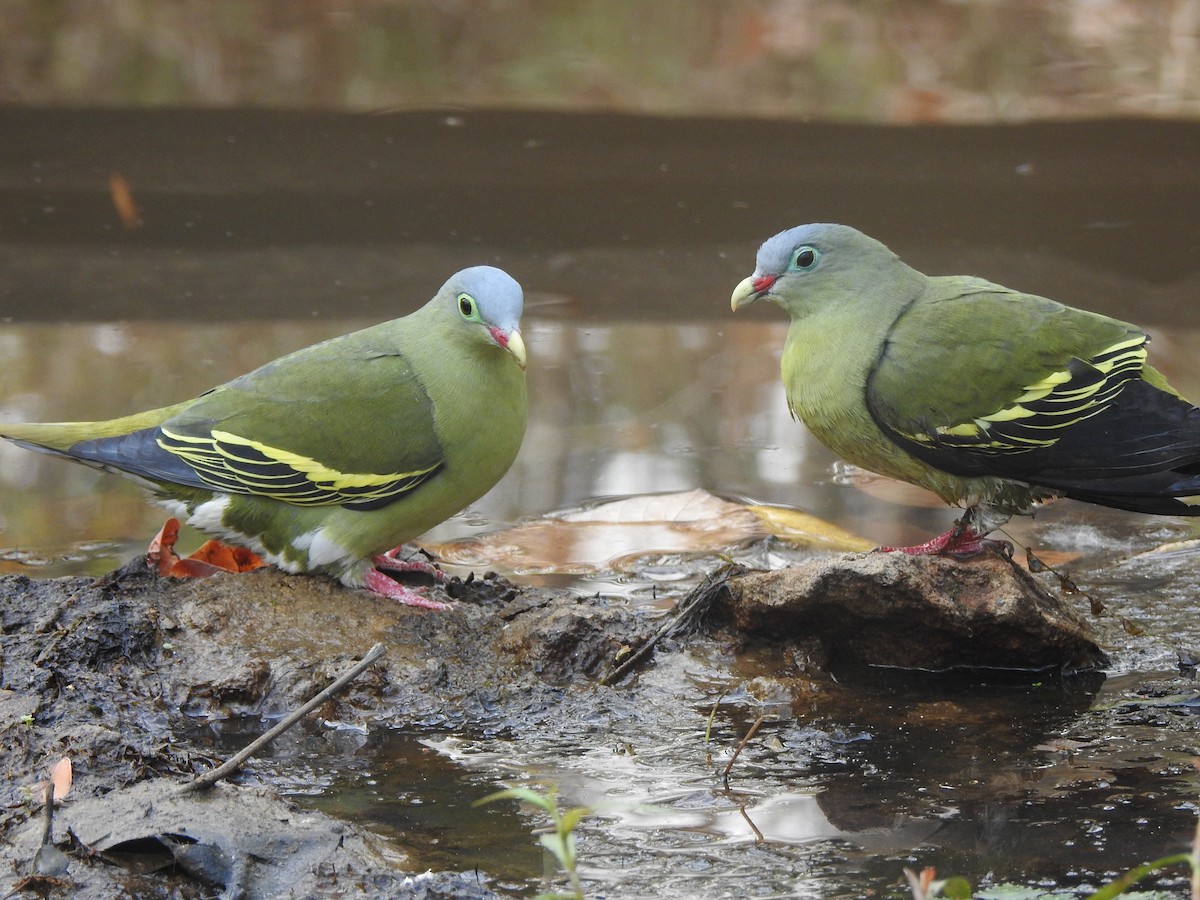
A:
[[185, 540, 264, 574], [229, 546, 265, 572], [108, 172, 143, 230], [48, 757, 71, 802], [146, 518, 182, 576], [168, 557, 234, 579], [148, 523, 264, 579]]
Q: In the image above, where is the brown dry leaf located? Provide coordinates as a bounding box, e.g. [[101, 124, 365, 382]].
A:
[[108, 172, 143, 230], [48, 757, 71, 802], [422, 489, 872, 575], [425, 490, 759, 575], [147, 518, 183, 576], [186, 540, 264, 574], [1120, 617, 1146, 636], [145, 519, 263, 578], [1017, 548, 1083, 569]]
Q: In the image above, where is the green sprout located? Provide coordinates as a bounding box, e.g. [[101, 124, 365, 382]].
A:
[[906, 813, 1200, 898], [476, 784, 590, 900]]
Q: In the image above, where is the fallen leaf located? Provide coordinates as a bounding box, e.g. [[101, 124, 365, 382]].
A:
[[147, 518, 183, 576], [186, 540, 264, 574], [841, 468, 945, 508], [422, 489, 872, 575], [1134, 537, 1200, 558], [48, 757, 71, 802], [108, 172, 143, 230], [146, 519, 263, 578], [746, 504, 875, 552]]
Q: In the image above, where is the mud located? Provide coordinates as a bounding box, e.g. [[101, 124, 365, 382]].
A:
[[0, 551, 1104, 897]]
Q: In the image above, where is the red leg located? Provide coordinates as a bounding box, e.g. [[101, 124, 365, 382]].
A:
[[876, 511, 1013, 558], [362, 567, 452, 610]]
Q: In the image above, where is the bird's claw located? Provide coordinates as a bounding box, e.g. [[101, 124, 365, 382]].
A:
[[875, 517, 1012, 559], [363, 548, 453, 609], [372, 547, 451, 583], [362, 567, 452, 610]]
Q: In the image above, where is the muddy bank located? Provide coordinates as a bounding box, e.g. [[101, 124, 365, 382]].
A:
[[0, 558, 656, 897], [0, 551, 1106, 897]]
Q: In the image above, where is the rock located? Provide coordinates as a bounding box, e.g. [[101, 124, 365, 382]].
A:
[[714, 552, 1109, 677], [494, 592, 648, 681]]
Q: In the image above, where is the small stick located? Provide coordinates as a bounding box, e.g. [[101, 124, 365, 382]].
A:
[[722, 714, 766, 785], [601, 566, 736, 686], [180, 642, 386, 794], [704, 691, 726, 747], [39, 781, 54, 847], [737, 802, 765, 843]]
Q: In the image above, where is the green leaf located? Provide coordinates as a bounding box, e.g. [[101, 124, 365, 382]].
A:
[[559, 806, 590, 834], [539, 832, 572, 870], [474, 786, 555, 813], [1083, 853, 1192, 900], [938, 876, 973, 899]]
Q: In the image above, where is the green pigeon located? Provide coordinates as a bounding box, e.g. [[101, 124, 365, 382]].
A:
[[731, 223, 1200, 555], [3, 265, 528, 607]]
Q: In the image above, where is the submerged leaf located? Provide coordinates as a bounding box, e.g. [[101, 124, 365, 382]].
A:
[[746, 504, 874, 552], [108, 172, 143, 230], [474, 786, 557, 813], [424, 489, 871, 575]]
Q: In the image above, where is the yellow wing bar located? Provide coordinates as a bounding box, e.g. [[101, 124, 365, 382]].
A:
[[903, 335, 1147, 456], [158, 427, 439, 508]]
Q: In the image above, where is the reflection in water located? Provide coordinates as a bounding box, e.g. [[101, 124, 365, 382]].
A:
[[0, 315, 910, 576], [4, 315, 1200, 581]]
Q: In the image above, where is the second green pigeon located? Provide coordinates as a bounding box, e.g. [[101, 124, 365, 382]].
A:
[[3, 265, 528, 607], [731, 223, 1200, 555]]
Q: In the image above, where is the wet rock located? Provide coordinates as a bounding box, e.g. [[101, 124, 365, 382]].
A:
[[494, 592, 647, 681], [714, 552, 1108, 677], [0, 562, 660, 898]]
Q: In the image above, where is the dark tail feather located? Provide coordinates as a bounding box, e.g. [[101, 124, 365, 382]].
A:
[[13, 427, 210, 492]]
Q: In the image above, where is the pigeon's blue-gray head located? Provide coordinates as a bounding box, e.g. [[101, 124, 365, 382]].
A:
[[440, 265, 527, 369], [730, 223, 903, 314]]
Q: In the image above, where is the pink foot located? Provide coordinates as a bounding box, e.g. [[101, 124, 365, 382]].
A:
[[362, 568, 452, 610], [877, 523, 1012, 558], [372, 548, 451, 583]]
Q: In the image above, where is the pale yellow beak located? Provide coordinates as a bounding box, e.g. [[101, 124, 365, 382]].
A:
[[730, 275, 759, 312], [506, 329, 528, 370]]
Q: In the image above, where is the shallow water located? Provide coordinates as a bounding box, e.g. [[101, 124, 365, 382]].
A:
[[4, 107, 1200, 896]]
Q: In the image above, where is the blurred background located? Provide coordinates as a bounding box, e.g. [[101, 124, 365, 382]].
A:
[[2, 1, 1197, 119]]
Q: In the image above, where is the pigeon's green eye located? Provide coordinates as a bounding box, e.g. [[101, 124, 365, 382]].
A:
[[791, 246, 819, 271], [458, 294, 479, 319]]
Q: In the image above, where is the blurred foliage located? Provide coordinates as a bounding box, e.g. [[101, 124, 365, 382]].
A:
[[0, 0, 1197, 121]]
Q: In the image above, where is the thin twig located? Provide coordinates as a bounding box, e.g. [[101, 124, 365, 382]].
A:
[[39, 781, 53, 847], [704, 691, 726, 747], [180, 642, 386, 793], [703, 690, 728, 767], [722, 714, 766, 785], [737, 802, 765, 843], [600, 566, 739, 686]]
